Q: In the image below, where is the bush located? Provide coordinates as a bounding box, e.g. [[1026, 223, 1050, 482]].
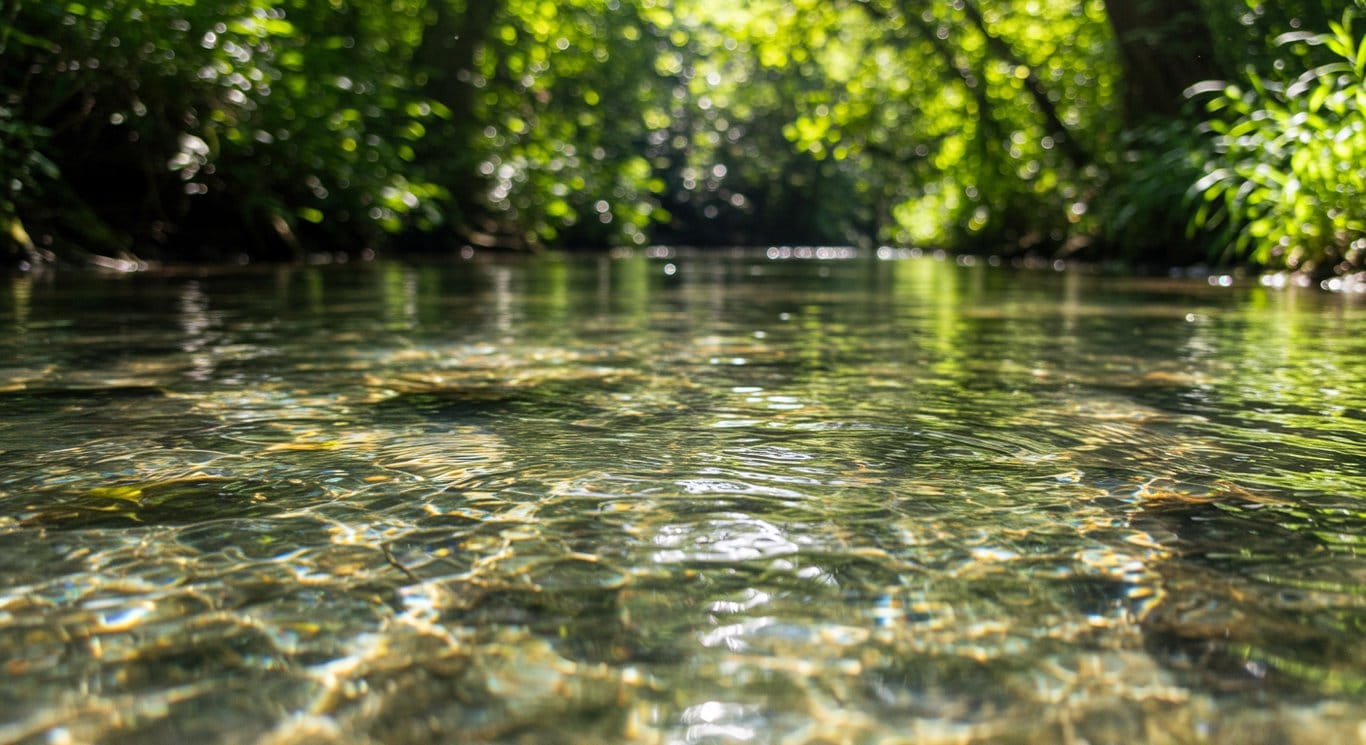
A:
[[1096, 121, 1214, 267], [1189, 5, 1365, 275]]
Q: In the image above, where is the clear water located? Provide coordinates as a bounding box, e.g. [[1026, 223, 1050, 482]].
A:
[[1, 252, 1363, 744]]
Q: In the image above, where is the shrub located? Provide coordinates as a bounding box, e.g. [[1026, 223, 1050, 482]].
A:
[[1189, 5, 1365, 275]]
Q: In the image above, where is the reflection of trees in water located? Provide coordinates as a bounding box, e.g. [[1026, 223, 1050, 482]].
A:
[[1130, 482, 1366, 700], [1, 259, 1363, 743]]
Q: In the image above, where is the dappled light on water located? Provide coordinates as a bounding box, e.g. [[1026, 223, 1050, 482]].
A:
[[0, 252, 1363, 743]]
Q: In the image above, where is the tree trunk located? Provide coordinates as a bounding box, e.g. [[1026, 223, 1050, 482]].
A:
[[414, 0, 501, 237], [1102, 0, 1224, 123], [416, 0, 499, 126]]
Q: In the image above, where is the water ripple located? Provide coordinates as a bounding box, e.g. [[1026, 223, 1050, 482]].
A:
[[0, 258, 1363, 743]]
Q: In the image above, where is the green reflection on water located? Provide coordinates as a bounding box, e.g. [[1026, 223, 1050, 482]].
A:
[[0, 253, 1363, 744]]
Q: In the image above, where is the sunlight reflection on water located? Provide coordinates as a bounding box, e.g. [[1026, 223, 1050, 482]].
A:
[[0, 252, 1363, 744]]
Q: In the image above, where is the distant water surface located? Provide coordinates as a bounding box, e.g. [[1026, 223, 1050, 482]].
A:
[[0, 252, 1363, 744]]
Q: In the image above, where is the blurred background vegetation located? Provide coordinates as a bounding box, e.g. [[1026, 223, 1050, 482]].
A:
[[1, 0, 1361, 276]]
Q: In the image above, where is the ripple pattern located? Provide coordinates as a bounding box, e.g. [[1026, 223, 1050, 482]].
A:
[[1, 257, 1363, 744]]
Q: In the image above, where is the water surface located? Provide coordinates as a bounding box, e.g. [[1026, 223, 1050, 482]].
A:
[[1, 252, 1363, 744]]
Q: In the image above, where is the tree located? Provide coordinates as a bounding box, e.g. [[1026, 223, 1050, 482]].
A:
[[1101, 0, 1224, 122], [2, 0, 1359, 275]]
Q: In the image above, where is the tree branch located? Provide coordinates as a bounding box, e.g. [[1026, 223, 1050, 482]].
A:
[[959, 0, 1091, 168]]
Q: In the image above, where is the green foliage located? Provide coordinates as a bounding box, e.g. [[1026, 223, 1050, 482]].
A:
[[1200, 0, 1343, 78], [459, 0, 672, 248], [1190, 5, 1366, 272], [0, 0, 693, 259], [0, 0, 446, 258], [207, 0, 444, 246], [1, 0, 1361, 275], [645, 0, 880, 245], [1095, 121, 1214, 266], [0, 105, 55, 260], [728, 0, 1121, 251]]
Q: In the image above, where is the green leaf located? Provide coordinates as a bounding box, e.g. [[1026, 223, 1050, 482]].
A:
[[1193, 168, 1231, 196], [1308, 85, 1330, 113], [1274, 31, 1321, 47]]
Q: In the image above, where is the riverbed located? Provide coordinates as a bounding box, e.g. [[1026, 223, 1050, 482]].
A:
[[1, 251, 1362, 744]]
